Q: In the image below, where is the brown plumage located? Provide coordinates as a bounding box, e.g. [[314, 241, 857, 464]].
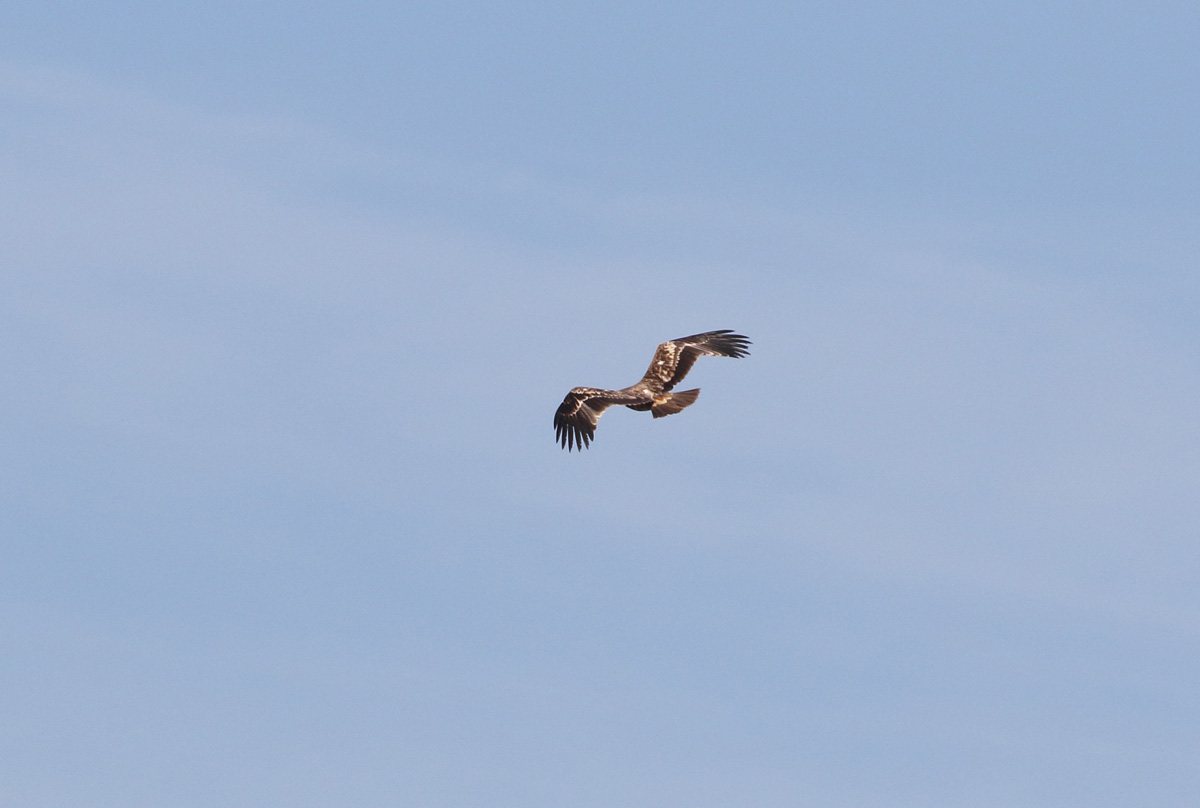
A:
[[553, 330, 751, 451]]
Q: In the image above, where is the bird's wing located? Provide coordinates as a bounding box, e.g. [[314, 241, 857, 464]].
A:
[[553, 387, 647, 451], [641, 330, 752, 391]]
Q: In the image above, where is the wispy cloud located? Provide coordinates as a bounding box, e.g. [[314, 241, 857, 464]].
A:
[[3, 59, 1199, 808]]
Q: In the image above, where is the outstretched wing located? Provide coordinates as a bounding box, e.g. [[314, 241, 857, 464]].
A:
[[554, 387, 646, 451], [641, 330, 752, 391]]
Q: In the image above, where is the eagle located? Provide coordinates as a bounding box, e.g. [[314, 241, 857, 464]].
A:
[[554, 330, 751, 451]]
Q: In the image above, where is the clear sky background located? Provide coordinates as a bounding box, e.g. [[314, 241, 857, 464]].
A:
[[3, 2, 1199, 806]]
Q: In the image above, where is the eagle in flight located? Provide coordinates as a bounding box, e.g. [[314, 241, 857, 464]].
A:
[[554, 330, 751, 451]]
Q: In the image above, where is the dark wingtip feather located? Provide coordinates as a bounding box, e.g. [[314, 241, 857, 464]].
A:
[[554, 416, 593, 452], [705, 330, 752, 358], [668, 329, 752, 358]]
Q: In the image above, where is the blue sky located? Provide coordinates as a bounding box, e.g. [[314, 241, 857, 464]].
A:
[[2, 2, 1199, 806]]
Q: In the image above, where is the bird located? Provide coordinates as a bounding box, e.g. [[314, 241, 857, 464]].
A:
[[553, 330, 751, 451]]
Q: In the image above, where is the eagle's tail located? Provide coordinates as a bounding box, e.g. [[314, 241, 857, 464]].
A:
[[650, 388, 700, 418]]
